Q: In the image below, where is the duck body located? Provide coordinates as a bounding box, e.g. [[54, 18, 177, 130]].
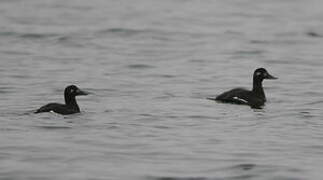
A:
[[35, 85, 88, 115], [210, 68, 277, 108], [215, 88, 266, 108], [35, 103, 80, 115]]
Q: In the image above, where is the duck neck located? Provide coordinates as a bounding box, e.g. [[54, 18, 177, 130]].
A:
[[65, 94, 80, 111], [252, 77, 265, 99]]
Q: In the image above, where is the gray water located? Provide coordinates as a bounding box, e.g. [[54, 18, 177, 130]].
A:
[[1, 0, 323, 179]]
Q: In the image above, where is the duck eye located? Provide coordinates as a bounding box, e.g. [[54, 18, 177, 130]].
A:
[[70, 89, 74, 93], [256, 72, 262, 76]]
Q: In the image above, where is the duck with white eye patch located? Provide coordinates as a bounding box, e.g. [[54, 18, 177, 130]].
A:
[[35, 85, 89, 115], [207, 68, 277, 109]]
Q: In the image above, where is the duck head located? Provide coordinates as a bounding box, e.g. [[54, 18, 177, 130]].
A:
[[253, 68, 277, 81], [64, 85, 89, 97]]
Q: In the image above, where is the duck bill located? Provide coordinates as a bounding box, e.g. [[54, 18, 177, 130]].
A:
[[266, 73, 278, 80], [76, 89, 90, 96]]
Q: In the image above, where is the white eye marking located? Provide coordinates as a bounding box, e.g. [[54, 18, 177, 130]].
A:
[[70, 89, 74, 93], [256, 72, 262, 76], [233, 97, 248, 103]]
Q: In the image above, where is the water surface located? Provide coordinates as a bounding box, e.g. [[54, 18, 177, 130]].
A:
[[1, 0, 323, 180]]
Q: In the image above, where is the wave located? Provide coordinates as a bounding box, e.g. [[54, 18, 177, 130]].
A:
[[126, 64, 155, 69], [96, 28, 152, 36], [306, 31, 323, 38], [147, 177, 207, 180], [0, 31, 61, 39]]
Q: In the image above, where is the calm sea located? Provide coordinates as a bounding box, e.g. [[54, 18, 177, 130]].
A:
[[1, 0, 323, 179]]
